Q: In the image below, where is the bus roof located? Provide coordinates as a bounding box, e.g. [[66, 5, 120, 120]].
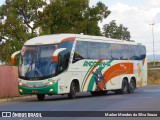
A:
[[24, 34, 141, 46]]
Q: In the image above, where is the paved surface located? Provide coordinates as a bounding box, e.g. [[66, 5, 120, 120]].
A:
[[0, 85, 160, 120]]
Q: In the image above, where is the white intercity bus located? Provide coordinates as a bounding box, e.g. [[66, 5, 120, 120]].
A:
[[11, 34, 147, 101]]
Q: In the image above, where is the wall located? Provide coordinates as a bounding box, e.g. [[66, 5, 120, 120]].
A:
[[0, 66, 20, 98]]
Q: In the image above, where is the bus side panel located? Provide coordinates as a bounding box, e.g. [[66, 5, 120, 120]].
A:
[[56, 72, 69, 94], [134, 59, 147, 88], [69, 60, 92, 92], [142, 58, 147, 86], [70, 60, 135, 92], [57, 71, 81, 94]]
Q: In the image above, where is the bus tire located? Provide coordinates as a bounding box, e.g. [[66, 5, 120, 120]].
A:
[[37, 94, 45, 101], [68, 81, 76, 99], [120, 79, 129, 94], [128, 78, 136, 93]]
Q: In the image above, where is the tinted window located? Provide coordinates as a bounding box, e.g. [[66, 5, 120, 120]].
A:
[[59, 41, 74, 71], [130, 45, 136, 60], [121, 45, 131, 60], [130, 45, 146, 60], [87, 42, 100, 59], [59, 41, 73, 52], [136, 46, 141, 60], [139, 46, 146, 59], [111, 44, 122, 60], [73, 41, 88, 62], [99, 43, 111, 59], [73, 41, 146, 61]]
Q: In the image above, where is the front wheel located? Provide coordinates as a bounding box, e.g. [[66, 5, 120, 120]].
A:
[[37, 94, 45, 101], [68, 82, 76, 99]]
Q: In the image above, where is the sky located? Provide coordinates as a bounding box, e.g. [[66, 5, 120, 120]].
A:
[[0, 0, 160, 55], [89, 0, 160, 55]]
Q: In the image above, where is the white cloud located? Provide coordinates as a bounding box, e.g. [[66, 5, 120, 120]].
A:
[[98, 1, 160, 55], [145, 0, 160, 9]]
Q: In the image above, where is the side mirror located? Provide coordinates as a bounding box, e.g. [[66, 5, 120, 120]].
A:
[[11, 51, 21, 64], [52, 48, 67, 63]]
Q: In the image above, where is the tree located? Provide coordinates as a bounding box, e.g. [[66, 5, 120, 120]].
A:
[[0, 0, 46, 64], [2, 0, 131, 64], [41, 0, 110, 36], [102, 20, 131, 41]]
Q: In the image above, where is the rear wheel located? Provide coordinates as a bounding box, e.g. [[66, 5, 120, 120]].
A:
[[68, 82, 76, 99], [120, 79, 129, 94], [37, 94, 45, 101], [128, 78, 136, 93]]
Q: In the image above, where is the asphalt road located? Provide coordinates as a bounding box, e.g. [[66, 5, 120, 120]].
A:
[[0, 85, 160, 120]]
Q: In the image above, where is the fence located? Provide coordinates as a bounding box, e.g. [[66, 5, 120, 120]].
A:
[[0, 66, 20, 98]]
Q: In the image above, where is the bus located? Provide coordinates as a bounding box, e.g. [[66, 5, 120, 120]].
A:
[[11, 34, 147, 101]]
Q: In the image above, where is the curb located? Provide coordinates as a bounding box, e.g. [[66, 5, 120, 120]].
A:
[[0, 95, 36, 102]]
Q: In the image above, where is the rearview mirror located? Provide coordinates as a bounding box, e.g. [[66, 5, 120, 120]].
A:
[[52, 48, 67, 63], [11, 51, 21, 64]]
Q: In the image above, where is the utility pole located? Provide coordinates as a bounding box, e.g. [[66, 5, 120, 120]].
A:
[[149, 23, 155, 66]]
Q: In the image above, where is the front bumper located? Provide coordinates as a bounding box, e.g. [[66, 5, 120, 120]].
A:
[[18, 82, 58, 95]]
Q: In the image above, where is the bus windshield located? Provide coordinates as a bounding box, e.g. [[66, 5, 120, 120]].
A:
[[19, 45, 58, 79]]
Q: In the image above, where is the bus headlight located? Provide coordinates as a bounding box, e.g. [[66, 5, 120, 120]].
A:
[[19, 82, 22, 86], [49, 89, 53, 92], [19, 89, 23, 93]]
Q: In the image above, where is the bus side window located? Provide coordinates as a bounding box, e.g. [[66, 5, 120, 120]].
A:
[[121, 45, 130, 60], [57, 51, 70, 72], [99, 43, 111, 60], [73, 41, 87, 63], [87, 42, 100, 59], [134, 46, 141, 60], [141, 46, 146, 59], [131, 45, 136, 60], [58, 41, 74, 71], [111, 44, 122, 60]]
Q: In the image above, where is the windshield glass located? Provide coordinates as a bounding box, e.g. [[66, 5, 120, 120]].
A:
[[19, 45, 58, 80]]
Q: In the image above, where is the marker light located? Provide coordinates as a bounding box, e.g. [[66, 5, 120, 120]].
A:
[[49, 89, 53, 92], [49, 82, 53, 85]]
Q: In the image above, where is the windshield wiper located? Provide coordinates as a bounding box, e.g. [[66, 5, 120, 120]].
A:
[[25, 61, 33, 77]]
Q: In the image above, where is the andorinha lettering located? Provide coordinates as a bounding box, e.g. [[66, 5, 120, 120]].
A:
[[83, 61, 111, 67]]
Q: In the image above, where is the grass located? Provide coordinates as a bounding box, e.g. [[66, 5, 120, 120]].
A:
[[147, 62, 160, 85], [148, 70, 160, 85]]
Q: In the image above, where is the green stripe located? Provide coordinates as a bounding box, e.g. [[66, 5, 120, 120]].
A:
[[87, 67, 104, 92], [81, 65, 93, 90], [87, 60, 113, 91]]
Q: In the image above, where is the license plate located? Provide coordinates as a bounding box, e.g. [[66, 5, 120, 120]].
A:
[[32, 90, 38, 93]]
